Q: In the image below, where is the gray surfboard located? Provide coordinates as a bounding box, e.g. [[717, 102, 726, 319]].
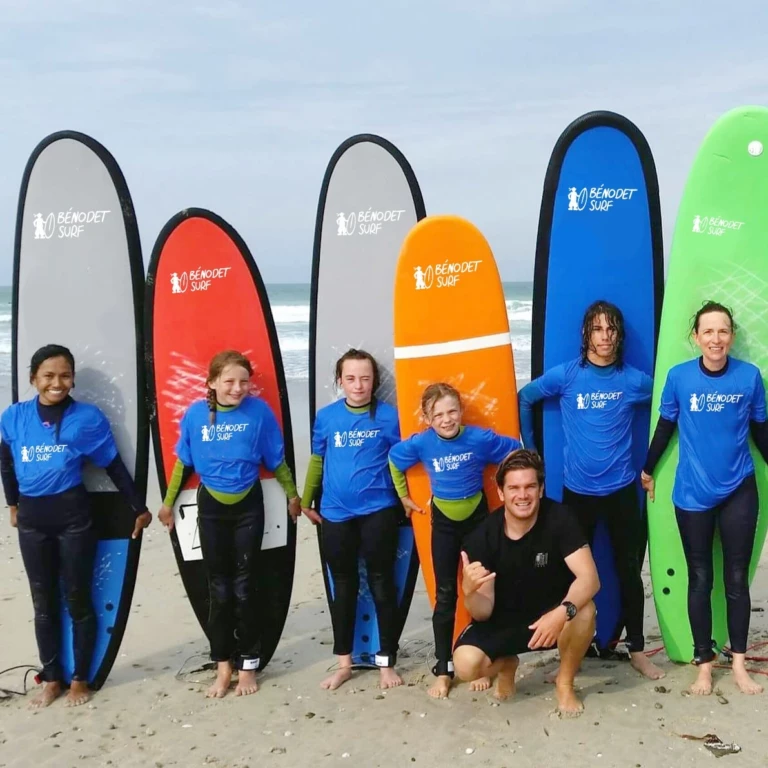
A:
[[309, 134, 425, 665], [13, 131, 147, 689]]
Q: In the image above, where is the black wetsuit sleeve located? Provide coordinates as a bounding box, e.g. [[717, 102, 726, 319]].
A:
[[0, 441, 19, 507], [750, 420, 768, 465], [643, 417, 677, 475], [105, 455, 147, 515]]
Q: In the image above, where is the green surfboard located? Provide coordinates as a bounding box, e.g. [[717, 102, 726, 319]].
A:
[[649, 106, 768, 662]]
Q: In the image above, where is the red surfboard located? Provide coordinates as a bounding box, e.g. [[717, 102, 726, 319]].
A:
[[146, 208, 296, 670]]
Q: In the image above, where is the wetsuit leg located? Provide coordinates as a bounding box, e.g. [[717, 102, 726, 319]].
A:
[[198, 488, 237, 662], [17, 514, 63, 682], [322, 516, 360, 657], [358, 506, 400, 666], [675, 505, 717, 662], [718, 475, 758, 655], [230, 486, 265, 670]]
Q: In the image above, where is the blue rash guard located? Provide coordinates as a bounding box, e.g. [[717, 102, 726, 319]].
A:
[[388, 425, 519, 500], [518, 358, 652, 495], [659, 357, 767, 511], [175, 396, 286, 495], [0, 397, 118, 497]]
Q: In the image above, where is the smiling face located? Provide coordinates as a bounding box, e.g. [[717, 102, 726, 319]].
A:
[[32, 355, 74, 406], [428, 394, 462, 439], [693, 310, 734, 369], [497, 467, 544, 522], [207, 363, 251, 406]]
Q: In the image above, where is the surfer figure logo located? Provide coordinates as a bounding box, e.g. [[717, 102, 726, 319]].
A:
[[170, 272, 182, 293], [20, 446, 32, 462], [32, 212, 54, 239], [414, 266, 427, 290], [336, 212, 355, 237], [689, 393, 705, 412], [334, 431, 343, 448], [567, 187, 580, 211], [577, 393, 589, 410], [692, 215, 706, 234], [432, 458, 444, 473], [201, 425, 215, 442]]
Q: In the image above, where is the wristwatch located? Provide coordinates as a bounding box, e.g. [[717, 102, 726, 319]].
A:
[[561, 601, 577, 621]]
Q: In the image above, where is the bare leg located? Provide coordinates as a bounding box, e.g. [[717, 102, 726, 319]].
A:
[[29, 680, 62, 709], [321, 655, 353, 690], [453, 646, 518, 701], [555, 602, 596, 717], [731, 653, 763, 695], [206, 660, 233, 698]]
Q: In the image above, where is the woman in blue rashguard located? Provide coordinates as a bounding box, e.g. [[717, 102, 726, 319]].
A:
[[157, 350, 300, 699], [643, 301, 768, 696], [0, 344, 152, 709], [389, 382, 520, 699]]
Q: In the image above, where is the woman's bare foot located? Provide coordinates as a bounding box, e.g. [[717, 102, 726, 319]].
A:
[[379, 667, 403, 689], [469, 676, 491, 692], [234, 669, 259, 696], [427, 675, 452, 699], [29, 681, 62, 709], [206, 661, 233, 698], [690, 662, 713, 696], [64, 680, 91, 708], [493, 658, 519, 701], [732, 655, 764, 695], [555, 680, 584, 717], [320, 667, 353, 690], [630, 652, 665, 680]]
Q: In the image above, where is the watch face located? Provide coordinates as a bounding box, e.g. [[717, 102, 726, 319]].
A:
[[564, 602, 576, 619]]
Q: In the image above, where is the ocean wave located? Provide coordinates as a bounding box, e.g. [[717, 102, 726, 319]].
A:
[[0, 314, 11, 323], [272, 305, 310, 324], [278, 336, 310, 353]]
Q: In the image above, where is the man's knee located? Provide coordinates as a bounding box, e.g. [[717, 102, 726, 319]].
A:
[[434, 580, 458, 614], [453, 645, 488, 681]]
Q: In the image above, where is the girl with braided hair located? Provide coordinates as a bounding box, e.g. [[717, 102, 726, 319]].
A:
[[158, 350, 300, 698]]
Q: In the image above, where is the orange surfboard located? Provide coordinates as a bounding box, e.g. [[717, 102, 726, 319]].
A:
[[393, 215, 519, 638]]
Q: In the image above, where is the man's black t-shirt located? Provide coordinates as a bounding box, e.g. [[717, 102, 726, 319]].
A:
[[464, 498, 587, 626]]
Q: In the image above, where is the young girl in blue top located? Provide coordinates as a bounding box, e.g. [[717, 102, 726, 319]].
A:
[[301, 349, 403, 691], [389, 383, 520, 699], [158, 350, 300, 699], [1, 344, 152, 709], [642, 302, 768, 696]]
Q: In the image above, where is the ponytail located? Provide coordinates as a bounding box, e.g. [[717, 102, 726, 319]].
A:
[[206, 387, 217, 425]]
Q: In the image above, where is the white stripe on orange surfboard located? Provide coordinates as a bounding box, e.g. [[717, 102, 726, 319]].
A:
[[393, 332, 511, 360]]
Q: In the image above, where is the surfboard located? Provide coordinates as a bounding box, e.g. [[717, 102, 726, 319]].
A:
[[310, 135, 424, 667], [13, 131, 148, 689], [648, 106, 768, 662], [532, 112, 664, 651], [146, 208, 295, 671], [393, 215, 518, 639]]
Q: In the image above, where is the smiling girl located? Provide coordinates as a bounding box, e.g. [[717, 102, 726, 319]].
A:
[[157, 350, 300, 698], [642, 302, 768, 696], [388, 383, 520, 698]]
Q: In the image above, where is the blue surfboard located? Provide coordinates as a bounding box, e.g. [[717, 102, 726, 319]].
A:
[[532, 112, 663, 651]]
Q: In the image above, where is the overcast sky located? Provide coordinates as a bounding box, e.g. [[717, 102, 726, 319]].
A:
[[2, 0, 767, 283]]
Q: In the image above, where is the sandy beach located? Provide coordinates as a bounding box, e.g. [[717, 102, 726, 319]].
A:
[[2, 380, 768, 768]]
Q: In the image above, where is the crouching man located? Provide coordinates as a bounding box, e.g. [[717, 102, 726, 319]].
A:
[[453, 449, 599, 716]]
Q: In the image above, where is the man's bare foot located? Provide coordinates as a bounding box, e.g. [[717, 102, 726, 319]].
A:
[[493, 658, 518, 701], [690, 663, 713, 696], [555, 680, 584, 716], [29, 681, 62, 709], [629, 652, 665, 680], [379, 667, 403, 689], [234, 669, 259, 696], [469, 676, 491, 692], [732, 659, 764, 695], [64, 680, 91, 708], [206, 661, 233, 698], [427, 675, 452, 699], [320, 667, 352, 690]]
